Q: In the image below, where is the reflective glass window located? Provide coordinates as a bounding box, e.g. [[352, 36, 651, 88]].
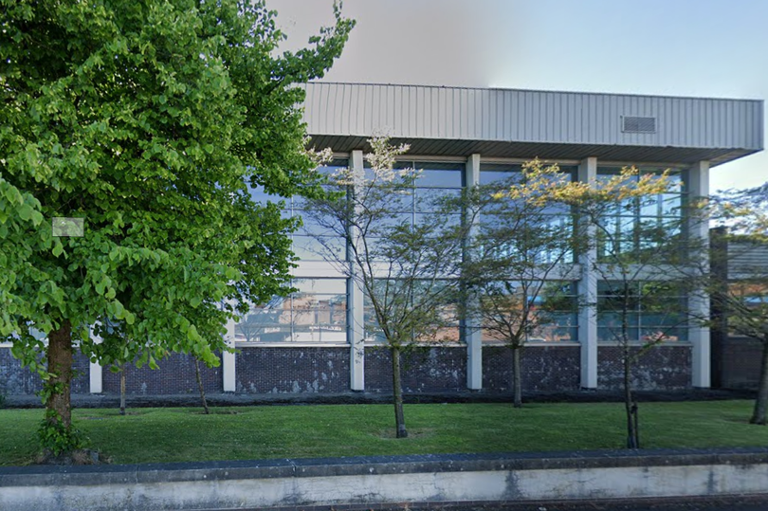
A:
[[234, 278, 348, 343]]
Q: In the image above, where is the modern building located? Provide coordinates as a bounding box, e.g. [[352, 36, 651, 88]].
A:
[[0, 82, 764, 397]]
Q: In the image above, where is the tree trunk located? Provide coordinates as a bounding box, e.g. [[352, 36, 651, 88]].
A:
[[119, 364, 126, 416], [46, 320, 73, 429], [750, 339, 768, 425], [512, 347, 523, 408], [195, 357, 210, 415], [624, 346, 639, 449], [391, 347, 408, 438]]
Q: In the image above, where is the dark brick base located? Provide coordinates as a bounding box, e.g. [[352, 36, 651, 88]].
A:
[[102, 353, 223, 395], [718, 337, 764, 389], [364, 346, 467, 393], [2, 344, 702, 397], [482, 345, 582, 393], [0, 347, 90, 396], [597, 345, 692, 390], [236, 347, 350, 393]]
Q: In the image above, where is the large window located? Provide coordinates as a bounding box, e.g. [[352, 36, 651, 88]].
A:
[[597, 281, 687, 343], [596, 167, 685, 259], [479, 163, 577, 264], [249, 160, 348, 261], [234, 278, 347, 343], [363, 279, 460, 344], [366, 160, 464, 218], [480, 281, 578, 343]]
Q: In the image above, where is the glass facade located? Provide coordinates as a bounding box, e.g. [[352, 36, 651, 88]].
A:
[[480, 281, 578, 343], [597, 281, 688, 343], [237, 159, 695, 347], [249, 160, 348, 261], [479, 163, 577, 264], [234, 278, 347, 343], [363, 279, 460, 344], [595, 167, 685, 259]]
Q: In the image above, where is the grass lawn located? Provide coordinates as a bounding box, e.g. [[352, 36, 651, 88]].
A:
[[0, 401, 766, 466]]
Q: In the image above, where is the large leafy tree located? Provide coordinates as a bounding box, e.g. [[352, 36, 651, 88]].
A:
[[0, 0, 353, 454]]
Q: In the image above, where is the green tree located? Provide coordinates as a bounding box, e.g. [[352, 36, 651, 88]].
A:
[[0, 0, 353, 455], [303, 137, 469, 438], [462, 161, 581, 408]]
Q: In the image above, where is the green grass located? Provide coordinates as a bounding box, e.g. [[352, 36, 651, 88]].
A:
[[0, 401, 766, 466]]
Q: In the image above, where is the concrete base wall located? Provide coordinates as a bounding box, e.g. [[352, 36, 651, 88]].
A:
[[1, 449, 767, 511]]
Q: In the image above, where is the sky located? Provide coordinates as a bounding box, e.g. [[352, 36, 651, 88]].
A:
[[266, 0, 768, 193]]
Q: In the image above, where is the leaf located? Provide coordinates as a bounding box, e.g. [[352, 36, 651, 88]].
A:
[[18, 203, 33, 221]]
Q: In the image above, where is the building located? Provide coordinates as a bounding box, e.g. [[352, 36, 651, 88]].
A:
[[0, 83, 764, 397], [710, 228, 768, 389]]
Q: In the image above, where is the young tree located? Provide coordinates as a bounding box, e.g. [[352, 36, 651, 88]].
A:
[[557, 168, 695, 449], [303, 137, 469, 438], [462, 161, 581, 407], [0, 0, 353, 455], [710, 184, 768, 424]]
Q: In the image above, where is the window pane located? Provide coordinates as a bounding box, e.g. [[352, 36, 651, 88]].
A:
[[234, 279, 347, 343]]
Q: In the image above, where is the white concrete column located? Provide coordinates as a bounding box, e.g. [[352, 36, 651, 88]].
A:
[[222, 319, 237, 392], [578, 157, 599, 389], [348, 150, 366, 391], [89, 325, 102, 394], [687, 160, 711, 388], [464, 153, 483, 390]]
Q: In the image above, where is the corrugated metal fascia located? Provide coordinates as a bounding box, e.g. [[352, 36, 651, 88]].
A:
[[302, 82, 763, 151]]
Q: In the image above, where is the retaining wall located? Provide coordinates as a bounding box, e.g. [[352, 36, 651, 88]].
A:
[[1, 449, 767, 511]]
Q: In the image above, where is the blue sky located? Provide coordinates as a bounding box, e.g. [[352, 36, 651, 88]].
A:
[[267, 0, 768, 192]]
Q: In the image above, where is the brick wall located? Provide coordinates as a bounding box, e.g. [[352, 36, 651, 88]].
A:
[[364, 346, 467, 393], [235, 347, 350, 393], [482, 345, 581, 393], [597, 344, 692, 390], [102, 353, 223, 395], [0, 347, 90, 396]]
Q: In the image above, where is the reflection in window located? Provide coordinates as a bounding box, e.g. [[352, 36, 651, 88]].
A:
[[365, 161, 464, 217], [249, 160, 348, 261], [480, 281, 578, 343], [597, 281, 687, 343], [596, 167, 685, 260], [363, 279, 460, 344], [234, 278, 348, 343], [479, 164, 577, 265]]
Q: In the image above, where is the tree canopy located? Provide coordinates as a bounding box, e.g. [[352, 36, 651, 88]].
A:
[[0, 0, 354, 453]]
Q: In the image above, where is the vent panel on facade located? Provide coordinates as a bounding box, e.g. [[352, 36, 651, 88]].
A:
[[622, 116, 657, 133]]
